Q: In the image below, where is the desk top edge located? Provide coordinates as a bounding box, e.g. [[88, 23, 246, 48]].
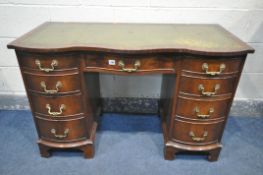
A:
[[8, 22, 254, 56]]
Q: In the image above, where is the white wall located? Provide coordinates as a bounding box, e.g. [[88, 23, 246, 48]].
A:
[[0, 0, 262, 100]]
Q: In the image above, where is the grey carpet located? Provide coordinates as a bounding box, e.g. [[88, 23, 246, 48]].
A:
[[0, 110, 262, 175]]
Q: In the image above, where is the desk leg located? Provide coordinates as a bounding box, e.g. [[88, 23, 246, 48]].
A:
[[38, 143, 51, 158], [80, 144, 94, 159], [164, 146, 177, 160], [208, 147, 221, 162]]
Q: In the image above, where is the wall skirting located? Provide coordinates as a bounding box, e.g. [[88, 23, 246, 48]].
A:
[[0, 95, 262, 117]]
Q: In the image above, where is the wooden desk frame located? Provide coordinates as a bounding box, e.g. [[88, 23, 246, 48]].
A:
[[8, 22, 254, 161]]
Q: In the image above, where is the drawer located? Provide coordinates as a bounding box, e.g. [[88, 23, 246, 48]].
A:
[[35, 117, 88, 142], [182, 57, 243, 76], [176, 96, 231, 120], [85, 54, 176, 73], [17, 52, 80, 72], [172, 119, 224, 145], [30, 93, 84, 117], [179, 75, 236, 97], [24, 72, 81, 94]]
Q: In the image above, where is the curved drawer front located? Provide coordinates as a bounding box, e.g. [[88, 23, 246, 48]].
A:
[[182, 57, 243, 75], [172, 119, 224, 145], [17, 52, 80, 72], [176, 96, 231, 120], [179, 75, 236, 97], [35, 117, 88, 142], [24, 72, 81, 94], [30, 93, 84, 117], [85, 54, 176, 73]]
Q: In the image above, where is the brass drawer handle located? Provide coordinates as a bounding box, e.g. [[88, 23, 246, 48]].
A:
[[46, 104, 66, 116], [194, 107, 214, 119], [35, 59, 58, 72], [198, 84, 220, 97], [189, 131, 208, 142], [40, 81, 62, 94], [51, 128, 69, 139], [202, 63, 226, 76], [118, 60, 141, 72]]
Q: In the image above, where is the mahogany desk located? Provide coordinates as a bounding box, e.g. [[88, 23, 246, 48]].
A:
[[7, 22, 254, 161]]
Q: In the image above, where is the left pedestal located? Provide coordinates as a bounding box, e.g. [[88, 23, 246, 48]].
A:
[[15, 51, 100, 158]]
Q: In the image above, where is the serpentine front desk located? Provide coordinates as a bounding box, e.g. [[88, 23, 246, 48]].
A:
[[8, 22, 254, 161]]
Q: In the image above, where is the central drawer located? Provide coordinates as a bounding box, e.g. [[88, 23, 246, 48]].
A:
[[85, 54, 176, 73]]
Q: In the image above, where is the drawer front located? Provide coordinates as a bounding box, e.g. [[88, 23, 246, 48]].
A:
[[35, 117, 88, 142], [30, 94, 84, 117], [172, 119, 224, 145], [18, 52, 80, 72], [179, 75, 236, 96], [182, 57, 243, 75], [24, 72, 81, 94], [176, 96, 231, 120], [85, 54, 175, 73]]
